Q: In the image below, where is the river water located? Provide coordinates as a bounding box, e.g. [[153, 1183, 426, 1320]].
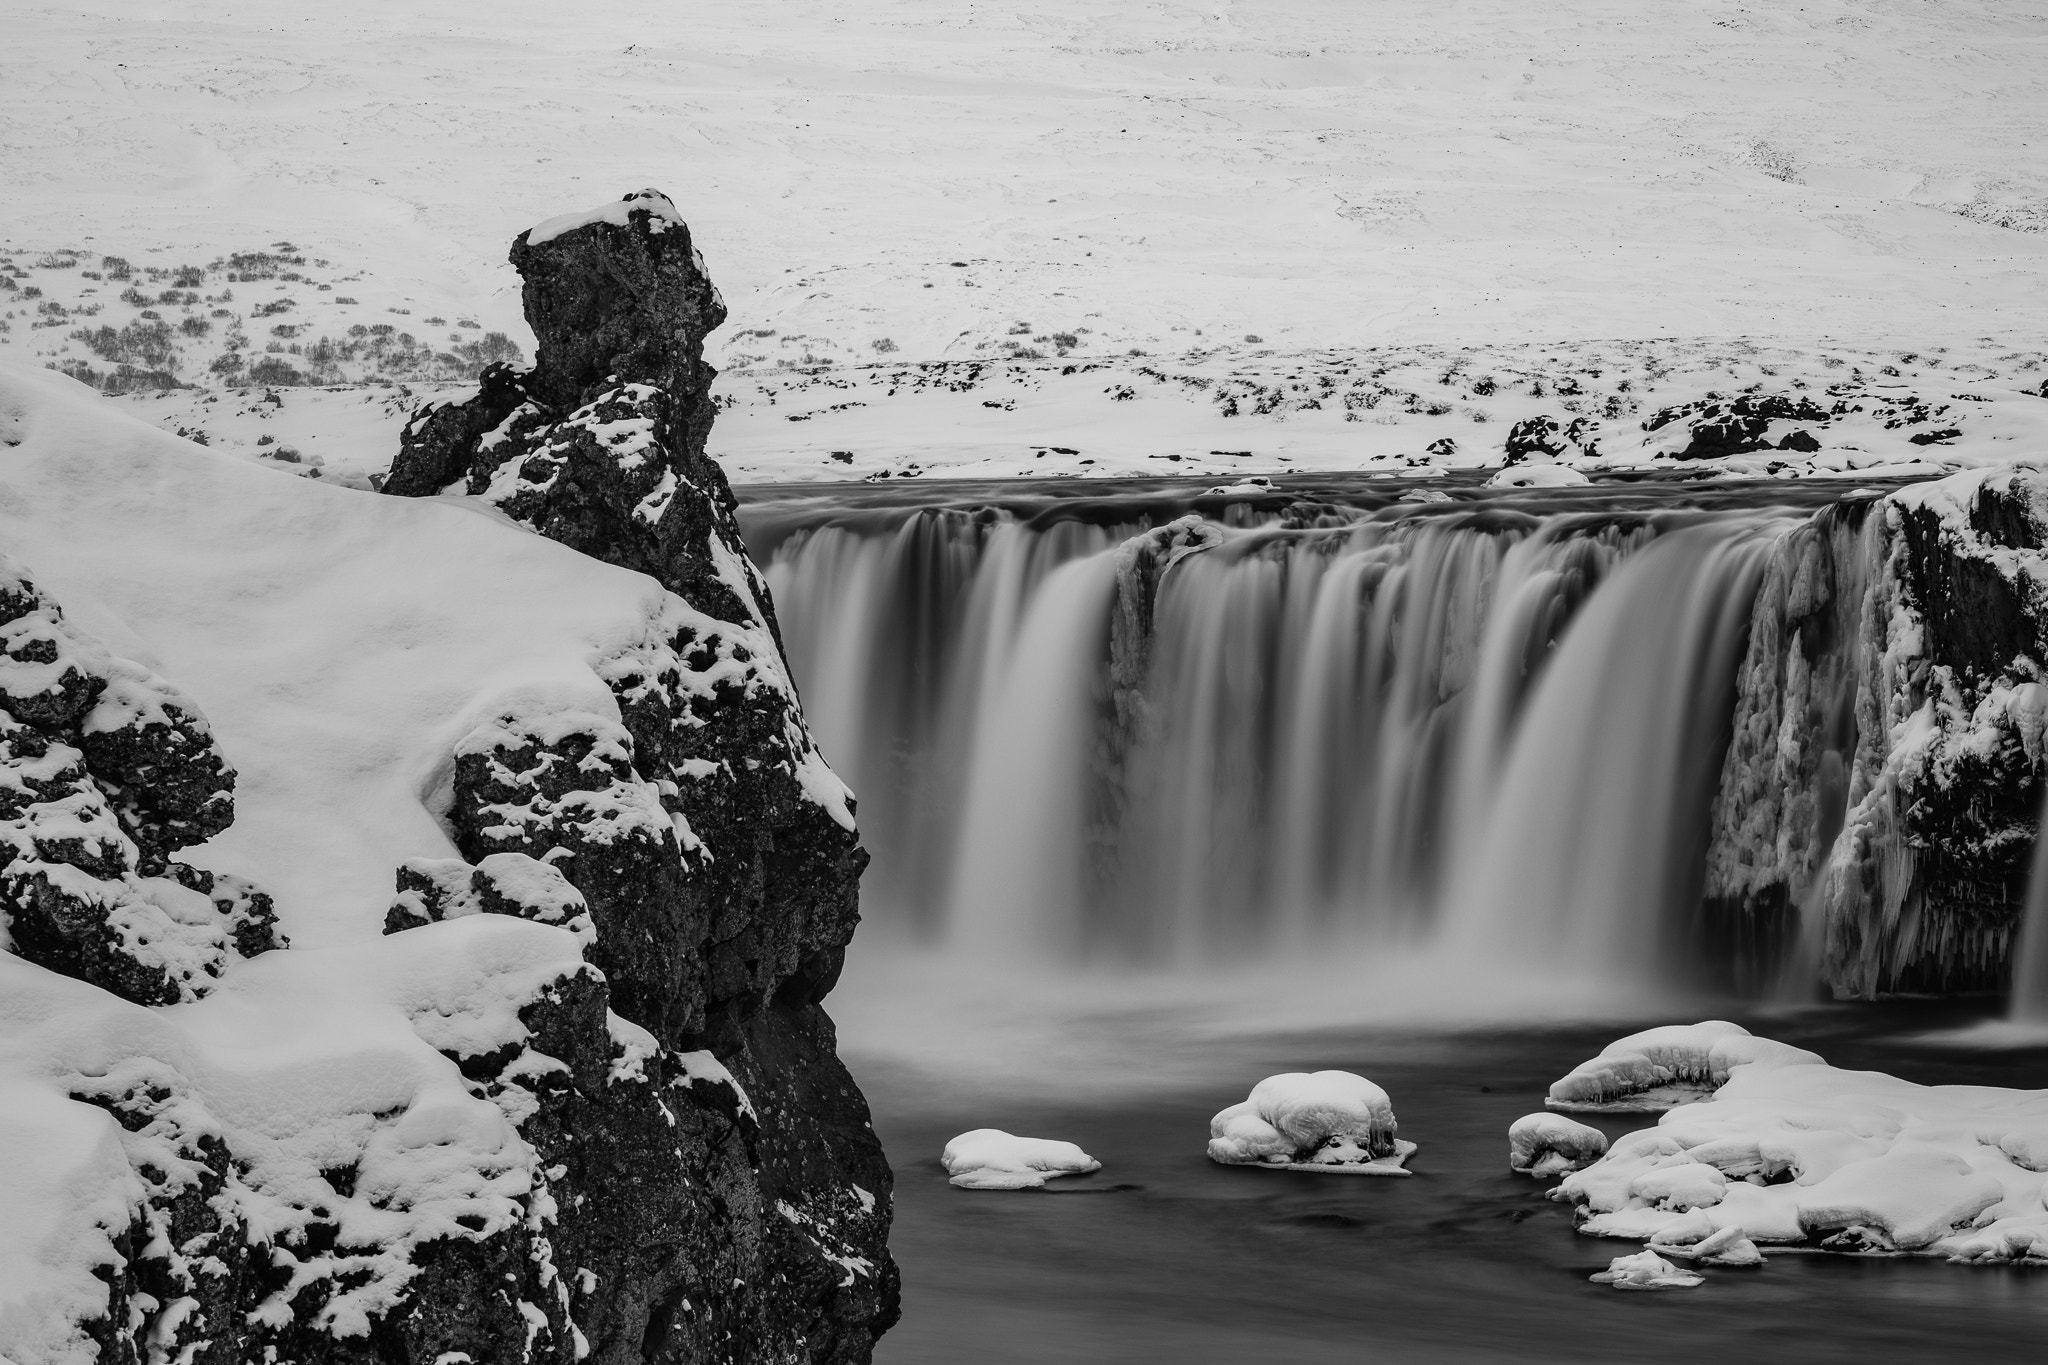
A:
[[852, 1002, 2047, 1365]]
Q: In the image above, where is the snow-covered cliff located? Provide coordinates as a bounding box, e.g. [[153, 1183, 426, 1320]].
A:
[[0, 188, 893, 1363]]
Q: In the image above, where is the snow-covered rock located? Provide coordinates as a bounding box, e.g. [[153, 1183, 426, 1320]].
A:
[[1589, 1250, 1704, 1290], [1546, 1021, 1824, 1112], [1208, 1070, 1416, 1174], [1552, 1025, 2048, 1267], [1486, 463, 1590, 488], [0, 187, 896, 1363], [940, 1129, 1102, 1190], [1509, 1113, 1609, 1178]]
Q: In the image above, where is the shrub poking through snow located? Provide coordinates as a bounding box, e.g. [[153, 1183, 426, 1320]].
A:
[[1208, 1070, 1416, 1174], [1550, 1023, 2048, 1267], [941, 1129, 1102, 1189], [1510, 1112, 1609, 1178], [1545, 1020, 1823, 1112]]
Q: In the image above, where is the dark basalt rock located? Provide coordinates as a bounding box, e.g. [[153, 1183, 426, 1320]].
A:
[[1502, 413, 1597, 464], [382, 362, 534, 496], [0, 558, 277, 1004], [1643, 392, 1832, 460], [379, 190, 896, 1361]]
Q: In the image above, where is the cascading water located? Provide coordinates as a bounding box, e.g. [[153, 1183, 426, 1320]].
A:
[[2011, 800, 2048, 1024], [751, 478, 1864, 997]]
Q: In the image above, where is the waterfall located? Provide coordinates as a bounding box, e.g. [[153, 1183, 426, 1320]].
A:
[[2012, 804, 2048, 1023], [751, 487, 1839, 993], [1438, 523, 1777, 979]]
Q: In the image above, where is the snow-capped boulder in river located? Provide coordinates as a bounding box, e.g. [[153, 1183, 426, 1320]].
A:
[[1589, 1250, 1703, 1290], [1509, 1113, 1609, 1178], [1546, 1020, 1824, 1112], [1208, 1070, 1417, 1174], [941, 1130, 1102, 1190]]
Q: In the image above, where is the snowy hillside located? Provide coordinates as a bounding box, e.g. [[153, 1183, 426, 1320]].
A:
[[5, 1, 2048, 479]]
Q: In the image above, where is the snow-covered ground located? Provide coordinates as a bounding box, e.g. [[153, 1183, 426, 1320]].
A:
[[5, 0, 2048, 481]]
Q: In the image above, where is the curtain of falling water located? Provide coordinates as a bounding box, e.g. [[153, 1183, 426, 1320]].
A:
[[1437, 522, 1781, 979], [763, 502, 1789, 982], [2011, 804, 2048, 1023]]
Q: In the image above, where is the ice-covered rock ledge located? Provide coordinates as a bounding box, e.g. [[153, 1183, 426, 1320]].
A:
[[1548, 1024, 2048, 1266]]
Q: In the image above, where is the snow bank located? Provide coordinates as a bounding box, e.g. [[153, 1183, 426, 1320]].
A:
[[940, 1129, 1100, 1190], [1208, 1070, 1416, 1174], [1509, 1112, 1608, 1178], [1546, 1020, 1824, 1112], [1553, 1024, 2048, 1266]]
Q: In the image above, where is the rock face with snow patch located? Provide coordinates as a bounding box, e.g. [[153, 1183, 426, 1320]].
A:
[[1701, 471, 2048, 996], [379, 190, 896, 1360], [0, 554, 279, 1005]]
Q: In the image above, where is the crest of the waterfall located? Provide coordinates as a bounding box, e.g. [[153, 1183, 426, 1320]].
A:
[[945, 549, 1119, 960], [1438, 523, 1779, 980]]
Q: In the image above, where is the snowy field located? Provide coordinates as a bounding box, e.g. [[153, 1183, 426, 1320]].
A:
[[5, 0, 2048, 481]]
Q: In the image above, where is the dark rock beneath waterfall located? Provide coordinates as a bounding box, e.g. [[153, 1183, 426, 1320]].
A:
[[1707, 471, 2048, 996]]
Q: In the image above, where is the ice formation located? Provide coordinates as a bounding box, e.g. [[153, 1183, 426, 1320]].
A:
[[1546, 1021, 1824, 1112], [1509, 1113, 1609, 1178], [1207, 1070, 1416, 1174], [940, 1129, 1102, 1190], [1552, 1024, 2048, 1265]]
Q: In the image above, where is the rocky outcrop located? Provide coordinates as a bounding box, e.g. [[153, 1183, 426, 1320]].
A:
[[1642, 393, 1834, 460], [1502, 413, 1598, 464], [1701, 472, 2048, 997], [0, 553, 280, 1005], [377, 190, 897, 1360]]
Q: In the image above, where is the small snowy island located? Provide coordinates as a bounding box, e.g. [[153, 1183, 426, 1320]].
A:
[[1540, 1022, 2048, 1267], [1208, 1070, 1418, 1175], [940, 1130, 1102, 1190]]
